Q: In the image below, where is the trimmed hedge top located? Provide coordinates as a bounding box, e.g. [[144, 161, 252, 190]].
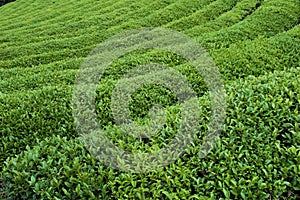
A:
[[0, 0, 299, 199]]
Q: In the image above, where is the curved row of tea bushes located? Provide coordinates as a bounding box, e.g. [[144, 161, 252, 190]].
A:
[[196, 0, 299, 49], [165, 0, 242, 31], [2, 67, 299, 199], [185, 0, 263, 36], [0, 0, 299, 198]]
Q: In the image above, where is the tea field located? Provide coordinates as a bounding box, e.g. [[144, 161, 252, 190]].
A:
[[0, 0, 299, 199]]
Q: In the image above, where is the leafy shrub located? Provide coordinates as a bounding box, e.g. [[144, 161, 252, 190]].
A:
[[213, 33, 300, 79], [1, 67, 299, 199], [1, 135, 114, 199], [197, 0, 300, 49], [166, 0, 242, 31], [185, 0, 263, 36], [0, 86, 76, 167], [0, 0, 299, 199]]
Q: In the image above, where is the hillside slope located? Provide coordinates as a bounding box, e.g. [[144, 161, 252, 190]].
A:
[[0, 0, 300, 199]]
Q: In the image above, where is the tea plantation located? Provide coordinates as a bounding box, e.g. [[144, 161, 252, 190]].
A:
[[0, 0, 300, 199]]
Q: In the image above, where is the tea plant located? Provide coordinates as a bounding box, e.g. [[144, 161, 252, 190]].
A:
[[0, 0, 299, 199]]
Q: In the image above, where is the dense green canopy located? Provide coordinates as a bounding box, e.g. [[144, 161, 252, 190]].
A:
[[0, 0, 299, 199]]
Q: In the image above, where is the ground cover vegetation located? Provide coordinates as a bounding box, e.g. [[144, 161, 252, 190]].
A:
[[0, 0, 299, 199]]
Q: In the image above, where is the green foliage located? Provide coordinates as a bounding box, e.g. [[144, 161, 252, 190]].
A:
[[185, 0, 263, 36], [2, 68, 299, 199], [196, 0, 300, 49], [1, 136, 114, 199], [166, 0, 243, 31], [0, 0, 299, 199]]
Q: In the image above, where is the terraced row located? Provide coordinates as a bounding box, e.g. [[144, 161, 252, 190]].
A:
[[1, 66, 299, 198], [1, 0, 299, 198], [1, 26, 299, 93], [1, 0, 298, 71], [3, 2, 213, 55], [1, 26, 299, 167], [184, 0, 263, 36]]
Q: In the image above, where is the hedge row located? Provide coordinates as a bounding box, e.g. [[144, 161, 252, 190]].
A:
[[1, 136, 114, 199], [165, 0, 242, 31], [185, 0, 263, 36], [1, 0, 297, 70], [213, 31, 300, 79], [0, 23, 298, 168], [0, 0, 177, 62], [196, 0, 299, 49], [0, 0, 122, 30], [0, 85, 76, 167], [142, 0, 216, 26], [1, 0, 299, 199], [1, 67, 299, 199], [0, 0, 173, 42]]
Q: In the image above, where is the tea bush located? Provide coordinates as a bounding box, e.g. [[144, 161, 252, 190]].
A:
[[2, 67, 299, 199], [165, 0, 242, 31], [185, 0, 263, 36], [1, 0, 299, 199], [1, 136, 115, 199], [196, 0, 299, 49]]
